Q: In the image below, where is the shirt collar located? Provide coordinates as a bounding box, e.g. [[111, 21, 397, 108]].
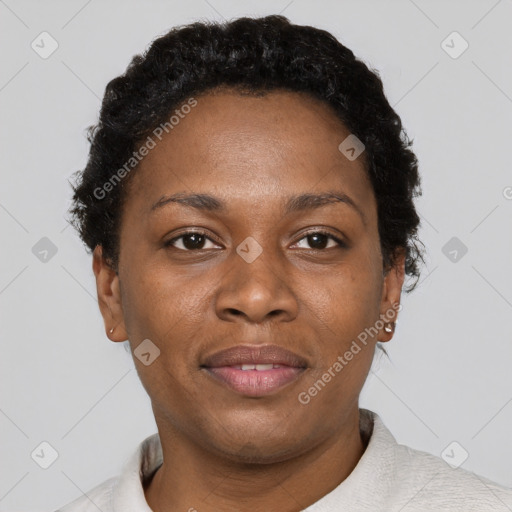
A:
[[112, 430, 163, 511]]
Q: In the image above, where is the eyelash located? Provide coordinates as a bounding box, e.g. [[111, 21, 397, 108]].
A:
[[165, 230, 347, 251]]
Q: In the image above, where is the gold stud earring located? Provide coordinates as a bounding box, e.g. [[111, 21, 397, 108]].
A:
[[384, 322, 394, 333]]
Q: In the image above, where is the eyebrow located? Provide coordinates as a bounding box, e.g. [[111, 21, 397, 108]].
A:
[[150, 191, 365, 224]]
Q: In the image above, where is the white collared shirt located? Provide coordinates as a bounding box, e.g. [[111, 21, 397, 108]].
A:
[[57, 409, 512, 511]]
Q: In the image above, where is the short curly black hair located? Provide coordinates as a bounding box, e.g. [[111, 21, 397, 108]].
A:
[[69, 14, 424, 291]]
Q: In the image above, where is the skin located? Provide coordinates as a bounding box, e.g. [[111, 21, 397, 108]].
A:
[[93, 89, 405, 512]]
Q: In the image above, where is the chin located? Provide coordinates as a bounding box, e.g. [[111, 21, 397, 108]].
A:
[[202, 422, 315, 466], [213, 439, 307, 466]]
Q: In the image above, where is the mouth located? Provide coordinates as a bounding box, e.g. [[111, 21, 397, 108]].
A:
[[200, 345, 308, 397]]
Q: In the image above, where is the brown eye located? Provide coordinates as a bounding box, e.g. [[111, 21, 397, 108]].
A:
[[166, 232, 221, 251], [306, 233, 329, 249], [294, 231, 345, 250]]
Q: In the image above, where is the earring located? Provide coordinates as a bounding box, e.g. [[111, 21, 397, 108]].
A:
[[384, 322, 394, 333], [109, 327, 115, 334]]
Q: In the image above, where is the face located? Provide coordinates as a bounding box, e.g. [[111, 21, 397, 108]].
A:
[[94, 89, 404, 463]]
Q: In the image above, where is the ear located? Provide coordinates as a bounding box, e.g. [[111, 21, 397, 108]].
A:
[[378, 248, 406, 342], [92, 245, 128, 342]]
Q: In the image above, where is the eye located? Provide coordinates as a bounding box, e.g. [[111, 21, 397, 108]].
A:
[[165, 231, 222, 251], [293, 231, 346, 250]]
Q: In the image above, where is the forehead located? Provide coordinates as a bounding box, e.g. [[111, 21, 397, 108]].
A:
[[124, 89, 375, 218]]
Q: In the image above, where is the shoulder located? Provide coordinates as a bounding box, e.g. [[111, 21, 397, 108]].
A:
[[55, 433, 161, 512], [389, 433, 512, 510], [56, 476, 117, 512], [356, 410, 512, 511]]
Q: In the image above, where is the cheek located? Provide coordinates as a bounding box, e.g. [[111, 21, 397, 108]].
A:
[[119, 265, 211, 412], [297, 265, 380, 410], [305, 260, 382, 338], [120, 260, 212, 340]]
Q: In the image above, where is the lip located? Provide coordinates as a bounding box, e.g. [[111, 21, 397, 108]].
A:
[[201, 344, 308, 397], [202, 344, 308, 368]]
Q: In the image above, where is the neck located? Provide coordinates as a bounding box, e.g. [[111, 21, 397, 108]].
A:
[[145, 406, 368, 512]]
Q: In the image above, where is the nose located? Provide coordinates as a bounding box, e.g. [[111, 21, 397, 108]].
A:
[[214, 249, 299, 324]]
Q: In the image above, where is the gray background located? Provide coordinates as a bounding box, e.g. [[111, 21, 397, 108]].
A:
[[1, 0, 511, 510]]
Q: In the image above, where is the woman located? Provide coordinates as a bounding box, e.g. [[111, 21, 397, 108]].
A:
[[59, 15, 512, 511]]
